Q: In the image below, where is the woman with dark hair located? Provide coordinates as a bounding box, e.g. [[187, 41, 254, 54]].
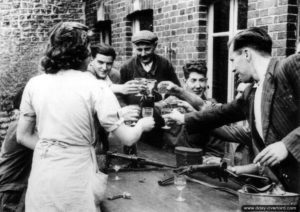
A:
[[17, 22, 154, 212]]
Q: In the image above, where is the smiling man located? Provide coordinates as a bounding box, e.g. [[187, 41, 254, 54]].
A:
[[120, 30, 180, 105], [119, 30, 180, 148]]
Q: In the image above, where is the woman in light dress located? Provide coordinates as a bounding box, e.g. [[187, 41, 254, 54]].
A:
[[16, 22, 154, 212]]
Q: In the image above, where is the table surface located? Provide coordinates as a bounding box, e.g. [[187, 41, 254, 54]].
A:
[[101, 143, 240, 212]]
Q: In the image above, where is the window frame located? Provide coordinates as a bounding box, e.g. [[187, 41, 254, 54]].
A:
[[207, 0, 246, 102]]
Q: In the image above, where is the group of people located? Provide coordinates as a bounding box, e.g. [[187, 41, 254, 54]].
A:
[[0, 21, 299, 211]]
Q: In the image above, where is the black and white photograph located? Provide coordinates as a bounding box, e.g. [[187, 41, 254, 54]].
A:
[[0, 0, 300, 211]]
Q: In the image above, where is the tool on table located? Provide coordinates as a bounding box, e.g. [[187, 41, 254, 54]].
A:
[[107, 192, 131, 200], [158, 161, 272, 189], [158, 162, 228, 186], [106, 151, 176, 169]]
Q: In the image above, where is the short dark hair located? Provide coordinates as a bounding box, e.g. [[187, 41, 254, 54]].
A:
[[183, 61, 207, 79], [228, 27, 272, 55], [91, 43, 116, 60], [41, 22, 91, 74]]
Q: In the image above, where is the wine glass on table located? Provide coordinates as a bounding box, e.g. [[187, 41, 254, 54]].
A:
[[157, 81, 169, 100], [174, 175, 186, 202], [146, 79, 157, 97], [161, 104, 172, 129], [113, 163, 122, 181]]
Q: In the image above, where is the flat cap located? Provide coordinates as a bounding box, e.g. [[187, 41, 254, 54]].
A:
[[132, 30, 158, 44]]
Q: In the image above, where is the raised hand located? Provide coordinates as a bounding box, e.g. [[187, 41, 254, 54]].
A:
[[121, 80, 140, 95], [119, 105, 141, 121], [136, 117, 155, 132], [162, 109, 185, 125]]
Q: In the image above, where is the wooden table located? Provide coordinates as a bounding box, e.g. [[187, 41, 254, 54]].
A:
[[101, 143, 240, 212]]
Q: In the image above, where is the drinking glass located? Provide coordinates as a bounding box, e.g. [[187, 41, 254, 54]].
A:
[[124, 104, 140, 127], [157, 82, 169, 100], [134, 77, 146, 97], [113, 164, 122, 181], [161, 105, 172, 129], [146, 79, 157, 96], [142, 107, 154, 117], [174, 175, 186, 202]]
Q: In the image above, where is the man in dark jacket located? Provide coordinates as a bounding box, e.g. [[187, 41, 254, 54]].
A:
[[120, 30, 180, 148], [0, 90, 33, 212], [165, 27, 300, 194]]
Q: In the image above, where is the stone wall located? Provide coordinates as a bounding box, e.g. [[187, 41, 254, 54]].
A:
[[247, 0, 298, 57], [0, 0, 85, 143], [85, 0, 208, 78]]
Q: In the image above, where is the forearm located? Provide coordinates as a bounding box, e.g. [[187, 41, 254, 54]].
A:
[[17, 133, 39, 150], [174, 87, 204, 110], [112, 123, 143, 146], [211, 125, 252, 146], [185, 99, 246, 134], [110, 84, 123, 94], [17, 115, 39, 150]]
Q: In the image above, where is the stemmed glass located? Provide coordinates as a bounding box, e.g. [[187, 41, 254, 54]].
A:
[[113, 164, 122, 181], [161, 104, 172, 129], [146, 79, 157, 96], [157, 82, 169, 100], [135, 77, 146, 97], [174, 175, 186, 202]]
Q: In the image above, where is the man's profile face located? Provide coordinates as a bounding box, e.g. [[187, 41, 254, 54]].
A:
[[229, 45, 253, 83], [90, 53, 114, 79], [185, 72, 207, 96], [134, 42, 156, 64]]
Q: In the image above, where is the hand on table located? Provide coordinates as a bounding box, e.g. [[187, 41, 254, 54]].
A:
[[203, 156, 221, 165], [253, 141, 288, 167]]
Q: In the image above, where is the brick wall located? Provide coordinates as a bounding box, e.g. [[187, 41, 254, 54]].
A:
[[85, 0, 208, 78], [0, 0, 85, 143], [247, 0, 298, 57]]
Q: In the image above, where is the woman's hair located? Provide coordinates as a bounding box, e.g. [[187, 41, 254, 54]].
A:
[[41, 22, 91, 74]]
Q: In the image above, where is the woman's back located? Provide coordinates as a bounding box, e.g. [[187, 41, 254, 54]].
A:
[[22, 70, 120, 146]]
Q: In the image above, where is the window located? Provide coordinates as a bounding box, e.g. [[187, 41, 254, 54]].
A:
[[207, 0, 248, 103], [130, 9, 153, 35], [95, 1, 111, 44]]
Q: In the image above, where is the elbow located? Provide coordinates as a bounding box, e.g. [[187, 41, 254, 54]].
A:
[[16, 134, 24, 145]]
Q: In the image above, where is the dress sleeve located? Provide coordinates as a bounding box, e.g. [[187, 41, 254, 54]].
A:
[[19, 80, 36, 120], [95, 83, 124, 132]]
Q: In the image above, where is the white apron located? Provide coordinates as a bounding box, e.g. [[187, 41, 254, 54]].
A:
[[25, 140, 101, 212]]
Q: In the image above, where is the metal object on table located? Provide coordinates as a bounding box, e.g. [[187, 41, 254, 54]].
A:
[[238, 188, 300, 210], [106, 151, 176, 169], [107, 192, 131, 201], [158, 162, 228, 186], [174, 146, 203, 167]]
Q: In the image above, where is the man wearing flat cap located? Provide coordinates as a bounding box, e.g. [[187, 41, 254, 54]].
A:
[[119, 30, 180, 148]]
